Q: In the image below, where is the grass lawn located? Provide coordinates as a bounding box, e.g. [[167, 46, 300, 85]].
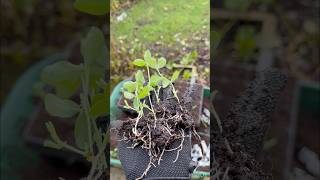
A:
[[111, 0, 209, 44]]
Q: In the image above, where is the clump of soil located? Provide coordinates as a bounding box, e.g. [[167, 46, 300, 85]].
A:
[[117, 85, 198, 178]]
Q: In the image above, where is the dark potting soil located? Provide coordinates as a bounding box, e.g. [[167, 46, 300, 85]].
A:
[[211, 69, 287, 179]]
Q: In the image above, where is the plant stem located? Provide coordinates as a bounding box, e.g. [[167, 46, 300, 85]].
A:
[[156, 69, 180, 104], [81, 75, 94, 156], [92, 121, 107, 168], [146, 66, 158, 127], [87, 132, 109, 180], [62, 142, 86, 156]]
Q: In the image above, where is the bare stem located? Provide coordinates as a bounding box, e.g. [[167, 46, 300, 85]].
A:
[[146, 66, 158, 127], [81, 75, 94, 156], [62, 143, 85, 156]]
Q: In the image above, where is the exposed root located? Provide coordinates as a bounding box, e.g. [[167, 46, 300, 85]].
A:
[[117, 87, 196, 179]]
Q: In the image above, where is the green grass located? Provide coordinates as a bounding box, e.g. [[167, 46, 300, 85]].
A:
[[111, 0, 209, 44]]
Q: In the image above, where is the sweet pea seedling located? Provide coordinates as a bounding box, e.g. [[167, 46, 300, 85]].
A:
[[121, 50, 181, 132], [41, 26, 108, 180]]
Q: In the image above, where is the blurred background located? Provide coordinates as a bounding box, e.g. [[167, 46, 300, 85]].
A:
[[1, 0, 106, 179], [212, 0, 319, 179]]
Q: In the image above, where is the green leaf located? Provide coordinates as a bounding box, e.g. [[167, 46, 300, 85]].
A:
[[181, 52, 197, 65], [146, 85, 154, 91], [74, 0, 109, 15], [146, 58, 157, 69], [190, 51, 198, 59], [144, 50, 157, 69], [162, 77, 171, 88], [157, 57, 166, 69], [144, 50, 151, 61], [41, 61, 82, 98], [150, 74, 162, 87], [81, 27, 107, 90], [123, 91, 135, 100], [74, 111, 89, 150], [133, 98, 139, 109], [90, 94, 108, 118], [183, 70, 192, 80], [135, 70, 145, 85], [171, 70, 181, 82], [44, 140, 62, 150], [235, 26, 257, 60], [132, 59, 145, 67], [123, 81, 136, 92], [44, 94, 80, 118], [138, 86, 150, 99]]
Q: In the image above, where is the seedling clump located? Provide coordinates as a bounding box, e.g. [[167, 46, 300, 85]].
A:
[[118, 50, 198, 179]]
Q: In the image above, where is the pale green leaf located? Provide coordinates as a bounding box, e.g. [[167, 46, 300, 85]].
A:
[[123, 91, 135, 100], [123, 81, 136, 92], [138, 86, 150, 99], [41, 61, 82, 98], [157, 57, 166, 69], [150, 74, 162, 87], [146, 58, 157, 69], [44, 93, 80, 118], [144, 50, 151, 61], [162, 77, 171, 88], [135, 70, 145, 85], [171, 70, 181, 82], [132, 59, 145, 67], [133, 97, 139, 109], [183, 70, 192, 80]]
